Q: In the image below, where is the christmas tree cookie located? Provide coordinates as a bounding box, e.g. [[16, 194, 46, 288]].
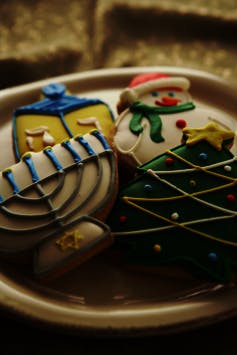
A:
[[108, 122, 237, 283], [13, 83, 114, 160]]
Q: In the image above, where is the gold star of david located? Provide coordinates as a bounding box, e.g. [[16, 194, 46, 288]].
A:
[[183, 122, 235, 151], [56, 230, 84, 251]]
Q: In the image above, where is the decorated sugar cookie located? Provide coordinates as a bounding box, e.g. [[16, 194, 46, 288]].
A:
[[114, 73, 236, 175], [108, 123, 237, 283], [0, 130, 118, 279], [13, 83, 114, 160]]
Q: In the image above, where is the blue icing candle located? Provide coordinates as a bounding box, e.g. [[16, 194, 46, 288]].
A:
[[23, 154, 40, 182], [61, 140, 81, 163], [75, 135, 95, 156], [44, 147, 63, 171], [3, 169, 20, 194], [91, 130, 110, 150]]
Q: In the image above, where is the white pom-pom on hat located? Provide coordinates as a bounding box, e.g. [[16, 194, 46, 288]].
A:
[[119, 77, 191, 107]]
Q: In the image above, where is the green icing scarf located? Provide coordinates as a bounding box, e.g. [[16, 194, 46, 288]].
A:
[[129, 101, 195, 143]]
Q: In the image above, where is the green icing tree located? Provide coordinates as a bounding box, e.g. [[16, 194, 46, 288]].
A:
[[108, 123, 237, 283]]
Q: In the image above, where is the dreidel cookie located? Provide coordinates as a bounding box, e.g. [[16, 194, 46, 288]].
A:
[[13, 83, 114, 160]]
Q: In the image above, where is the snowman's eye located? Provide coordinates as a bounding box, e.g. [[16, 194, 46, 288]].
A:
[[151, 91, 158, 97], [168, 92, 175, 97]]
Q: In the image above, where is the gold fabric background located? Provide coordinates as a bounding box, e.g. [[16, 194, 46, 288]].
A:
[[0, 0, 236, 89]]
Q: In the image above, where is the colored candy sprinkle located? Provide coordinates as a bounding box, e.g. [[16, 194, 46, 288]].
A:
[[226, 194, 236, 202], [199, 152, 208, 161], [208, 252, 218, 262], [189, 179, 197, 188], [224, 165, 232, 172], [176, 119, 187, 129], [144, 184, 153, 192], [119, 215, 127, 223], [153, 244, 162, 253], [165, 157, 174, 165], [171, 212, 179, 220]]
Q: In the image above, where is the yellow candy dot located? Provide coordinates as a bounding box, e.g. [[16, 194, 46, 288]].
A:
[[190, 179, 197, 187], [153, 244, 162, 253]]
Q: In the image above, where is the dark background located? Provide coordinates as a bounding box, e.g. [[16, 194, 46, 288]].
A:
[[1, 312, 237, 355], [2, 308, 237, 354]]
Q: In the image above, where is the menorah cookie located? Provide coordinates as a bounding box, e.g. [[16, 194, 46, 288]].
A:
[[0, 130, 118, 279], [13, 83, 114, 160], [113, 72, 236, 179], [108, 123, 237, 283]]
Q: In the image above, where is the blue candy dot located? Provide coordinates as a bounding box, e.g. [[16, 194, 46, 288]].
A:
[[208, 252, 218, 262], [144, 184, 153, 192], [168, 91, 174, 97], [199, 152, 208, 161], [151, 91, 158, 97]]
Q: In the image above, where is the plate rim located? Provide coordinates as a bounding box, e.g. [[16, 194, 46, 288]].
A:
[[1, 66, 237, 337], [1, 65, 236, 96]]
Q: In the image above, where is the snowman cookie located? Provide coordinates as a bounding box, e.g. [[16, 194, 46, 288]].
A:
[[113, 73, 236, 178]]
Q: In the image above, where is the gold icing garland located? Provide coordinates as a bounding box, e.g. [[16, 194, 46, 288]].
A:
[[120, 149, 237, 247]]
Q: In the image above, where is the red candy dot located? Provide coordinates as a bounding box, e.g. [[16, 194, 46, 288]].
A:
[[176, 119, 187, 129], [226, 194, 236, 202], [165, 157, 174, 165], [119, 215, 127, 223]]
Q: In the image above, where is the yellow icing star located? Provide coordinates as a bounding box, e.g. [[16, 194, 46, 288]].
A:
[[56, 230, 84, 251], [183, 122, 235, 151]]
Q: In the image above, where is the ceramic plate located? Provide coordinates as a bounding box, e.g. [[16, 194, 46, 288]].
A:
[[0, 67, 237, 337]]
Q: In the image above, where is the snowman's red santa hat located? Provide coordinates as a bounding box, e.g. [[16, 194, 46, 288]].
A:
[[118, 73, 191, 113]]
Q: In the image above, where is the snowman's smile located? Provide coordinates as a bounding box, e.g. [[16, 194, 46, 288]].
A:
[[155, 96, 181, 106]]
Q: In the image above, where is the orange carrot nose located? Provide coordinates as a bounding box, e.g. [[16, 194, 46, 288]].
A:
[[155, 96, 181, 106]]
